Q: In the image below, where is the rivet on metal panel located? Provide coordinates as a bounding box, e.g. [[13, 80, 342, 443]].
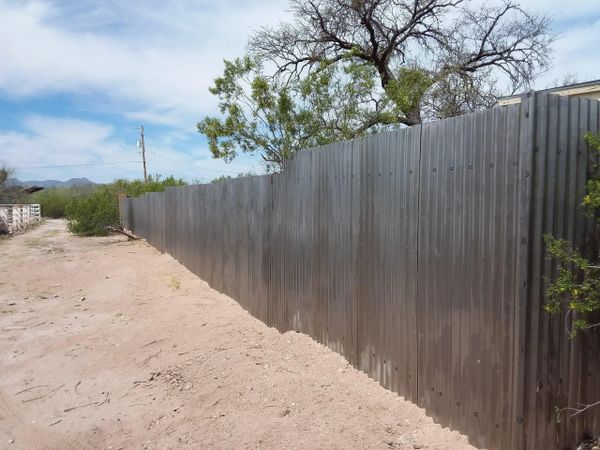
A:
[[525, 112, 530, 118], [433, 168, 437, 172], [557, 148, 562, 154], [456, 401, 461, 406], [395, 367, 398, 371], [489, 162, 495, 168], [449, 166, 454, 171], [521, 237, 527, 245], [513, 161, 519, 166], [468, 164, 473, 170], [517, 417, 524, 423], [473, 411, 479, 418], [409, 170, 413, 174], [525, 171, 530, 177], [438, 391, 442, 397], [535, 146, 540, 152]]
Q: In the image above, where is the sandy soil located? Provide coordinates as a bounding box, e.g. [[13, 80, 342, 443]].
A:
[[0, 219, 475, 450]]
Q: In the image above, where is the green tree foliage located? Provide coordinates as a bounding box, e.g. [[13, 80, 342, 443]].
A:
[[210, 175, 233, 184], [65, 188, 120, 236], [200, 1, 552, 169], [545, 133, 600, 336], [31, 186, 96, 218], [65, 175, 186, 236], [0, 165, 28, 204], [111, 175, 185, 197], [251, 0, 553, 125], [198, 56, 406, 170], [0, 166, 10, 186], [210, 171, 256, 184]]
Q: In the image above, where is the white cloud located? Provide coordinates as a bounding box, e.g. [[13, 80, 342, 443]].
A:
[[0, 115, 261, 183], [0, 0, 290, 128], [534, 17, 600, 89], [1, 0, 596, 120], [0, 0, 598, 183], [0, 0, 284, 181], [0, 115, 135, 181], [519, 0, 600, 21]]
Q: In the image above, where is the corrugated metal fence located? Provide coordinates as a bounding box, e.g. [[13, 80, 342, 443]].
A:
[[120, 91, 600, 449]]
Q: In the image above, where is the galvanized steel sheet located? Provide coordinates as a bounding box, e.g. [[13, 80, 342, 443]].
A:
[[118, 92, 600, 449]]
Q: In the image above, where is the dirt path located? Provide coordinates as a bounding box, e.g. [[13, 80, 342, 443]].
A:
[[0, 220, 475, 450]]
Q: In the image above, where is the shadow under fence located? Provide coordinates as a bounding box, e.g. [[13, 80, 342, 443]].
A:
[[120, 91, 600, 450]]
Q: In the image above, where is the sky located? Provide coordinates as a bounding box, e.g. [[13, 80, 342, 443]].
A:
[[0, 0, 599, 184]]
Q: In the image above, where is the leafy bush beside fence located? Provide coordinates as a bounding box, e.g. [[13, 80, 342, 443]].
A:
[[545, 132, 600, 336], [65, 175, 185, 236], [31, 186, 96, 218], [65, 188, 120, 236]]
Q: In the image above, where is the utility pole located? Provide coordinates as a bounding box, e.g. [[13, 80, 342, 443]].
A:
[[139, 125, 148, 183]]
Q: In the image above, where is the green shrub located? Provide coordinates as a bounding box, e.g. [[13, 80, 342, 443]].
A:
[[32, 186, 96, 218], [210, 172, 256, 183], [65, 175, 186, 236], [545, 132, 600, 336], [112, 175, 186, 196], [65, 187, 119, 236]]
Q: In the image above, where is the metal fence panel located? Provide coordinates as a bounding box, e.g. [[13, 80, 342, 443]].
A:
[[415, 105, 526, 449], [356, 128, 420, 401], [520, 94, 600, 449], [120, 93, 600, 449]]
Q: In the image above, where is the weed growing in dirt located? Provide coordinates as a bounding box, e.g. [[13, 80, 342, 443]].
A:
[[163, 275, 181, 290]]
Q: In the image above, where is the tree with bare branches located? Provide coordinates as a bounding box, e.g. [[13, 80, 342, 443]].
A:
[[250, 0, 553, 125], [198, 0, 552, 169]]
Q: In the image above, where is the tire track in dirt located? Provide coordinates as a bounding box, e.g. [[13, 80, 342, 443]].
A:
[[0, 388, 93, 450]]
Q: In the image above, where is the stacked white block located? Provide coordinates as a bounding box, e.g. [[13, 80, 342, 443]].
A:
[[0, 204, 42, 234]]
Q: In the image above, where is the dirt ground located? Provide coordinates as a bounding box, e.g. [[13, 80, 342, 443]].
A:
[[0, 219, 475, 450]]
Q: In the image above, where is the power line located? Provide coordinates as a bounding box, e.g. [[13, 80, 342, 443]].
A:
[[14, 156, 258, 177], [14, 161, 142, 169], [147, 150, 181, 165]]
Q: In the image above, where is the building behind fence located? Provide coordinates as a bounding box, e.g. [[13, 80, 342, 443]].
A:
[[0, 204, 41, 234], [120, 91, 600, 449]]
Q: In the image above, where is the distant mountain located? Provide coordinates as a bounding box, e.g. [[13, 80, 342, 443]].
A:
[[6, 177, 98, 188]]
